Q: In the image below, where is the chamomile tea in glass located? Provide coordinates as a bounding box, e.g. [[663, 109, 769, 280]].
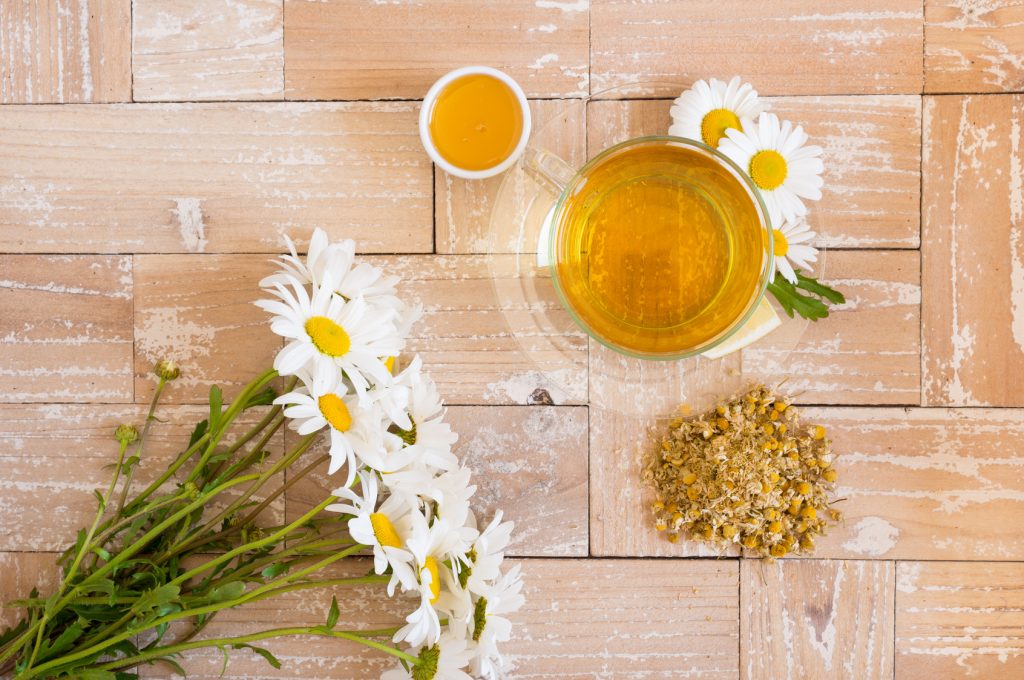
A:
[[548, 136, 773, 359]]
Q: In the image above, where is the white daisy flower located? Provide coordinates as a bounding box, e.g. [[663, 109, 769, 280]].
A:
[[256, 275, 400, 397], [365, 355, 422, 431], [380, 630, 474, 680], [772, 217, 819, 284], [261, 228, 403, 314], [669, 76, 764, 149], [718, 112, 824, 229], [463, 512, 514, 597], [397, 373, 459, 472], [326, 472, 416, 595], [469, 565, 525, 680], [272, 364, 388, 485], [395, 514, 463, 647]]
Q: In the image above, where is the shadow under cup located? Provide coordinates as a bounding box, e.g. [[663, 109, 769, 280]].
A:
[[549, 136, 774, 360]]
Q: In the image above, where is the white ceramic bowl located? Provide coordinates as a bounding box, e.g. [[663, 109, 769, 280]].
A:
[[419, 66, 532, 180]]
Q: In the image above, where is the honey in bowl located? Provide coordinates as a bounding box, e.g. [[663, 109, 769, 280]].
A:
[[552, 139, 768, 357], [427, 73, 524, 171]]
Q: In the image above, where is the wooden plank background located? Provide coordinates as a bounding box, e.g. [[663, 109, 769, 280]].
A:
[[1, 1, 1023, 678]]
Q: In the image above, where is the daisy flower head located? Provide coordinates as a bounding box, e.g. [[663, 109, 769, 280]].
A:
[[395, 514, 463, 647], [718, 112, 824, 229], [772, 217, 819, 284], [261, 227, 404, 315], [463, 511, 513, 596], [256, 272, 401, 398], [469, 565, 525, 680], [381, 630, 474, 680], [272, 363, 387, 485], [327, 471, 416, 595], [397, 372, 459, 472], [669, 76, 764, 149]]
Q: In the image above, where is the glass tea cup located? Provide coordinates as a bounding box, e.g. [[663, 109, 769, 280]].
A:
[[529, 136, 774, 361]]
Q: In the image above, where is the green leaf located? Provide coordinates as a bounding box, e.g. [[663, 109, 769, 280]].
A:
[[219, 645, 230, 677], [37, 622, 85, 661], [209, 385, 223, 430], [145, 656, 187, 677], [233, 643, 282, 670], [91, 546, 112, 563], [795, 271, 846, 304], [188, 419, 209, 448], [68, 604, 124, 621], [93, 488, 106, 510], [115, 673, 139, 680], [326, 595, 339, 628], [244, 385, 278, 409], [207, 581, 245, 603], [261, 562, 289, 579], [75, 671, 117, 680], [767, 274, 831, 321], [134, 584, 180, 612], [110, 638, 142, 659]]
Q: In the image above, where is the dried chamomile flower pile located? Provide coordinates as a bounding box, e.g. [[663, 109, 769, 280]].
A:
[[643, 385, 841, 558]]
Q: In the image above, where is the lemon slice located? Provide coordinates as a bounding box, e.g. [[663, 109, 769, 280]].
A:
[[701, 297, 781, 359]]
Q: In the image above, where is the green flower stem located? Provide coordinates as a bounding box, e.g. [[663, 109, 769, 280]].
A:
[[123, 428, 212, 513], [92, 625, 418, 673], [185, 368, 279, 485], [170, 432, 318, 558], [115, 375, 166, 516], [91, 488, 190, 549]]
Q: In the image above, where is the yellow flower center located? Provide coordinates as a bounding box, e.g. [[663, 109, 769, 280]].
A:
[[700, 108, 741, 148], [423, 556, 441, 603], [772, 229, 789, 257], [383, 356, 396, 374], [370, 512, 402, 548], [305, 316, 351, 357], [318, 393, 353, 432], [749, 150, 788, 191]]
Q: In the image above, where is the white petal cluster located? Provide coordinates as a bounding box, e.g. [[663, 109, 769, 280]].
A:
[[258, 228, 523, 679]]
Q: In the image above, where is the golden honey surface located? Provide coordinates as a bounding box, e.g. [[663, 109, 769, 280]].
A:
[[428, 73, 523, 171], [553, 141, 766, 355]]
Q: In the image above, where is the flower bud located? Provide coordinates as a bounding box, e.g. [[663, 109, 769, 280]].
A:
[[183, 481, 200, 500], [154, 359, 181, 381], [114, 424, 139, 445]]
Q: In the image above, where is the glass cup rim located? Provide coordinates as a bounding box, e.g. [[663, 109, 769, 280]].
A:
[[546, 134, 776, 361]]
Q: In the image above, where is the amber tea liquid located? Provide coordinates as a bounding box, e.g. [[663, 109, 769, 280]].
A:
[[553, 141, 767, 356]]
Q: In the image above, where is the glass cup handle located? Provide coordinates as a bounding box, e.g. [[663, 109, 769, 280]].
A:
[[524, 147, 575, 193]]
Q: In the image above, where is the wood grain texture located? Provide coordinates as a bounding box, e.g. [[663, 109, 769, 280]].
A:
[[925, 0, 1024, 93], [0, 404, 284, 551], [133, 0, 285, 101], [0, 0, 131, 103], [896, 561, 1024, 677], [0, 103, 432, 254], [133, 254, 283, 404], [283, 0, 590, 100], [592, 407, 1024, 559], [742, 559, 895, 680], [591, 0, 924, 96], [922, 94, 1024, 406], [0, 255, 133, 403], [0, 553, 59, 631], [744, 250, 921, 406], [586, 96, 922, 249], [136, 558, 739, 679], [436, 99, 587, 254], [287, 406, 589, 557]]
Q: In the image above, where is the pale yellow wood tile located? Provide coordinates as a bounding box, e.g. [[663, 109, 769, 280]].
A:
[[896, 561, 1024, 677], [0, 0, 131, 103], [0, 404, 284, 551], [287, 405, 589, 557], [141, 558, 739, 679], [133, 0, 284, 101], [133, 254, 283, 404], [436, 100, 587, 254], [926, 0, 1024, 93], [922, 94, 1024, 406], [0, 103, 432, 253], [134, 254, 585, 406], [593, 407, 1024, 559], [742, 559, 895, 680], [283, 0, 589, 100], [586, 97, 922, 248], [0, 255, 133, 403], [0, 553, 60, 631], [744, 250, 921, 405], [591, 0, 924, 96]]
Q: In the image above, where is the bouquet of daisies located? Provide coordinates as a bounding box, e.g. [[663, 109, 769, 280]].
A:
[[670, 76, 844, 320], [0, 229, 521, 680]]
